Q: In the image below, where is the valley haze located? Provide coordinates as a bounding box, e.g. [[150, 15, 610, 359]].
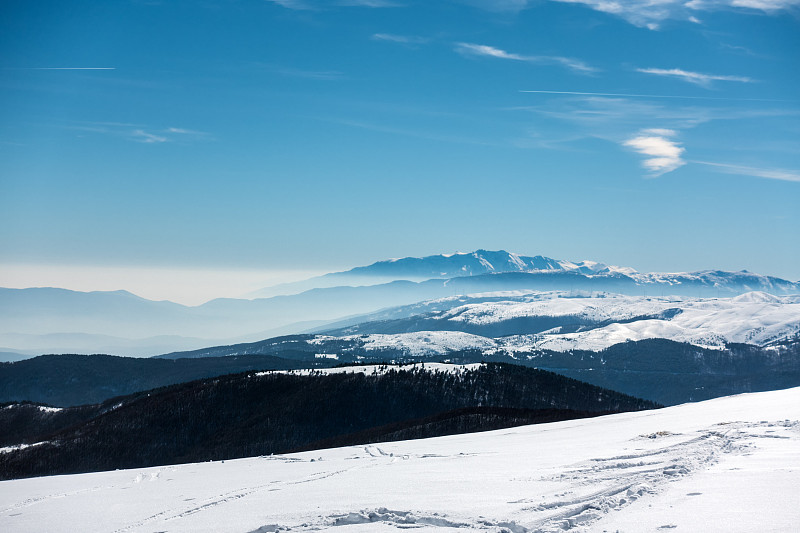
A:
[[2, 250, 799, 358]]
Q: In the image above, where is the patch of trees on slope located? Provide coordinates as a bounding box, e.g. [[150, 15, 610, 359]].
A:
[[3, 339, 796, 408], [0, 363, 657, 480], [0, 352, 336, 406]]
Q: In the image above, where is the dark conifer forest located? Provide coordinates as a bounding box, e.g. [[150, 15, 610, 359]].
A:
[[0, 363, 657, 480]]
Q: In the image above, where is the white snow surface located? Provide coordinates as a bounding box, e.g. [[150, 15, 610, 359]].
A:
[[433, 291, 800, 351], [311, 331, 499, 356], [0, 442, 48, 455], [1, 387, 798, 532]]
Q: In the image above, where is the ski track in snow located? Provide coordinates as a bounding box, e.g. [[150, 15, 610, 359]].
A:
[[2, 388, 798, 532]]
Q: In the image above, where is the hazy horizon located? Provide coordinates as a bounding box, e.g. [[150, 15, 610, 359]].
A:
[[2, 247, 800, 306]]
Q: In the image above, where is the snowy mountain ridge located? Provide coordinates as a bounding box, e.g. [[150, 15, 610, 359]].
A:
[[249, 250, 645, 298], [249, 249, 799, 300], [319, 291, 800, 354]]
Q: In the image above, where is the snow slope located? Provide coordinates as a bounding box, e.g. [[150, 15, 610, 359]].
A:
[[2, 387, 798, 532], [307, 292, 800, 356], [429, 291, 800, 351]]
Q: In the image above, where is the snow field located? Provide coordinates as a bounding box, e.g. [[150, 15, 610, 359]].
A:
[[1, 387, 798, 532], [357, 292, 800, 353]]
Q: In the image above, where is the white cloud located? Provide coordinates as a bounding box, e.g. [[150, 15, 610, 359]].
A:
[[341, 0, 399, 5], [642, 128, 677, 136], [456, 0, 532, 11], [694, 161, 800, 182], [266, 0, 311, 8], [132, 130, 168, 143], [371, 33, 428, 44], [166, 127, 206, 135], [455, 43, 597, 73], [688, 0, 800, 10], [266, 0, 399, 8], [519, 89, 781, 102], [456, 43, 526, 61], [623, 129, 686, 176], [549, 0, 800, 28], [637, 67, 754, 86], [64, 122, 209, 144]]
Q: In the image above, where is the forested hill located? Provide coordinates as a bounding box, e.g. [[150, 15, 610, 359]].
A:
[[0, 363, 657, 480], [0, 353, 335, 406]]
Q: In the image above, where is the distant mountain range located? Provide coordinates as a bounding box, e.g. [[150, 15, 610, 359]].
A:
[[1, 250, 798, 357], [246, 250, 638, 298]]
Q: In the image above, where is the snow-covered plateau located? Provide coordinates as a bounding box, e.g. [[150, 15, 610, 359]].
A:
[[1, 387, 798, 532], [322, 292, 800, 356]]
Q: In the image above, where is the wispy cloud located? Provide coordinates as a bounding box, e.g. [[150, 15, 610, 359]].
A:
[[267, 65, 344, 80], [520, 89, 787, 102], [132, 127, 209, 143], [371, 33, 428, 45], [458, 0, 532, 11], [132, 130, 168, 143], [166, 127, 209, 136], [686, 0, 800, 11], [456, 43, 526, 61], [341, 0, 400, 5], [65, 121, 209, 144], [623, 128, 686, 176], [266, 0, 400, 8], [637, 67, 754, 87], [13, 67, 116, 70], [517, 94, 798, 132], [694, 161, 800, 182], [266, 0, 311, 8], [549, 0, 800, 28], [455, 43, 597, 74]]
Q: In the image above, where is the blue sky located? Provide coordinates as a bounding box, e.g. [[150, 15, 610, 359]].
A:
[[1, 0, 799, 302]]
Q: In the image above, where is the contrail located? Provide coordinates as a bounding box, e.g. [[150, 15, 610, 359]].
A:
[[520, 90, 791, 102]]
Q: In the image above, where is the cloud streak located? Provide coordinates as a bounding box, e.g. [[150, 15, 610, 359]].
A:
[[132, 130, 168, 143], [455, 43, 597, 73], [266, 0, 399, 8], [694, 161, 800, 182], [65, 122, 209, 144], [266, 65, 344, 80], [372, 33, 428, 44], [131, 127, 209, 143], [10, 67, 116, 70], [549, 0, 800, 28], [637, 67, 754, 87], [519, 90, 787, 102], [623, 128, 686, 176]]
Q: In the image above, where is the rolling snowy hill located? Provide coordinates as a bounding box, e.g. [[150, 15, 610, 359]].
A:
[[335, 291, 800, 352], [1, 387, 797, 532], [149, 291, 800, 406]]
